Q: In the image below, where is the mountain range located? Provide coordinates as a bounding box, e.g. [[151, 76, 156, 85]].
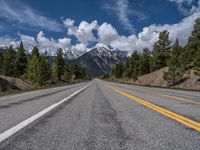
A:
[[67, 46, 128, 76], [0, 46, 129, 76]]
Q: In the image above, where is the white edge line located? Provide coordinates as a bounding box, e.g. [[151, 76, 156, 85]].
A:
[[0, 83, 86, 101], [0, 84, 91, 144]]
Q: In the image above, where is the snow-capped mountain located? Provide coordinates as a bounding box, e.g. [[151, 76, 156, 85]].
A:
[[63, 48, 84, 60], [68, 46, 128, 76]]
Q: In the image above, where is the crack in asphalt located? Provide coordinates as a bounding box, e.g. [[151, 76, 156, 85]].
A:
[[85, 83, 131, 150]]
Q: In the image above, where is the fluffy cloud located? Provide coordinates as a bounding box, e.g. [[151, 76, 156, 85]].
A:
[[1, 10, 199, 54], [64, 19, 98, 44], [98, 23, 119, 45], [19, 34, 37, 52], [95, 10, 200, 51], [36, 31, 71, 55], [63, 18, 75, 28]]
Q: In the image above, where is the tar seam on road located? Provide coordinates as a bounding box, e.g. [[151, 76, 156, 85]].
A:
[[109, 86, 200, 133], [0, 84, 91, 145]]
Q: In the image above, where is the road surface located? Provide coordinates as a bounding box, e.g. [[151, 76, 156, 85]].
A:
[[0, 79, 199, 150]]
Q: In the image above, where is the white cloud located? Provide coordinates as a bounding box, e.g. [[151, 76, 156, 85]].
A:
[[63, 18, 75, 28], [19, 34, 37, 52], [103, 0, 147, 33], [96, 11, 200, 51], [0, 9, 199, 55], [169, 0, 193, 4], [115, 0, 135, 33], [0, 0, 63, 32], [98, 23, 119, 45], [72, 43, 89, 52], [66, 19, 98, 44], [36, 31, 72, 55], [169, 0, 200, 16], [0, 36, 18, 48]]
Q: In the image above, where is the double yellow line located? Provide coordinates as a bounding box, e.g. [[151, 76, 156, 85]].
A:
[[109, 86, 200, 132]]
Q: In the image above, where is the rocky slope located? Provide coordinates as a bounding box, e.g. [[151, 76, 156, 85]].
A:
[[0, 75, 33, 92]]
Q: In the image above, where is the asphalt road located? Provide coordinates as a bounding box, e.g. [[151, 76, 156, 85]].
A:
[[0, 79, 200, 150]]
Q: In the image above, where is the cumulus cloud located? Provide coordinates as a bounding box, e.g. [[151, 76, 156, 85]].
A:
[[94, 10, 200, 51], [63, 19, 98, 45], [0, 10, 199, 55], [0, 0, 63, 32], [19, 34, 37, 52], [98, 23, 119, 45], [36, 31, 71, 55]]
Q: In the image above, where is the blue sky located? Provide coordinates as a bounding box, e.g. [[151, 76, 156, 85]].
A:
[[0, 0, 200, 54]]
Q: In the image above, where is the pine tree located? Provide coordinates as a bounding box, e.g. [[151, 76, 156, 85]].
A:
[[51, 61, 59, 81], [15, 41, 27, 77], [124, 58, 132, 78], [37, 56, 50, 85], [193, 48, 200, 71], [31, 46, 40, 57], [164, 39, 183, 85], [0, 52, 3, 74], [54, 48, 65, 80], [27, 47, 50, 85], [139, 48, 151, 75], [181, 18, 200, 70], [27, 54, 40, 84], [73, 64, 82, 79], [113, 63, 124, 78], [62, 64, 73, 82], [71, 64, 87, 80], [152, 30, 171, 70], [128, 51, 140, 80], [2, 46, 16, 76]]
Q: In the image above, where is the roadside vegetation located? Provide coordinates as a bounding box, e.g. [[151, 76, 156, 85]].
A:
[[109, 18, 200, 87], [0, 43, 91, 92]]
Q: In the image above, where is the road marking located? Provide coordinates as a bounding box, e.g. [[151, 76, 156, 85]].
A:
[[0, 83, 86, 101], [158, 93, 200, 105], [109, 86, 200, 132], [0, 84, 90, 144]]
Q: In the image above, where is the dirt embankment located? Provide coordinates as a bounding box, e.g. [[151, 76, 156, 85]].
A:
[[0, 75, 33, 93], [136, 67, 168, 87], [112, 67, 200, 91], [135, 67, 200, 90]]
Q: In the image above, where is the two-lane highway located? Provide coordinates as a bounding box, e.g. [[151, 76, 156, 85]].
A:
[[0, 79, 200, 149]]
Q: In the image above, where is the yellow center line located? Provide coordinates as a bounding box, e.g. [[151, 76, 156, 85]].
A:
[[158, 93, 200, 105], [109, 86, 200, 132]]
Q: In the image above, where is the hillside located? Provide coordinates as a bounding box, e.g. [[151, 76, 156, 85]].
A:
[[135, 68, 200, 90], [135, 67, 168, 87], [0, 75, 33, 93]]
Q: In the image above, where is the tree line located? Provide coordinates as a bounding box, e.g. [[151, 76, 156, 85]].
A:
[[0, 43, 90, 86], [112, 18, 200, 85]]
